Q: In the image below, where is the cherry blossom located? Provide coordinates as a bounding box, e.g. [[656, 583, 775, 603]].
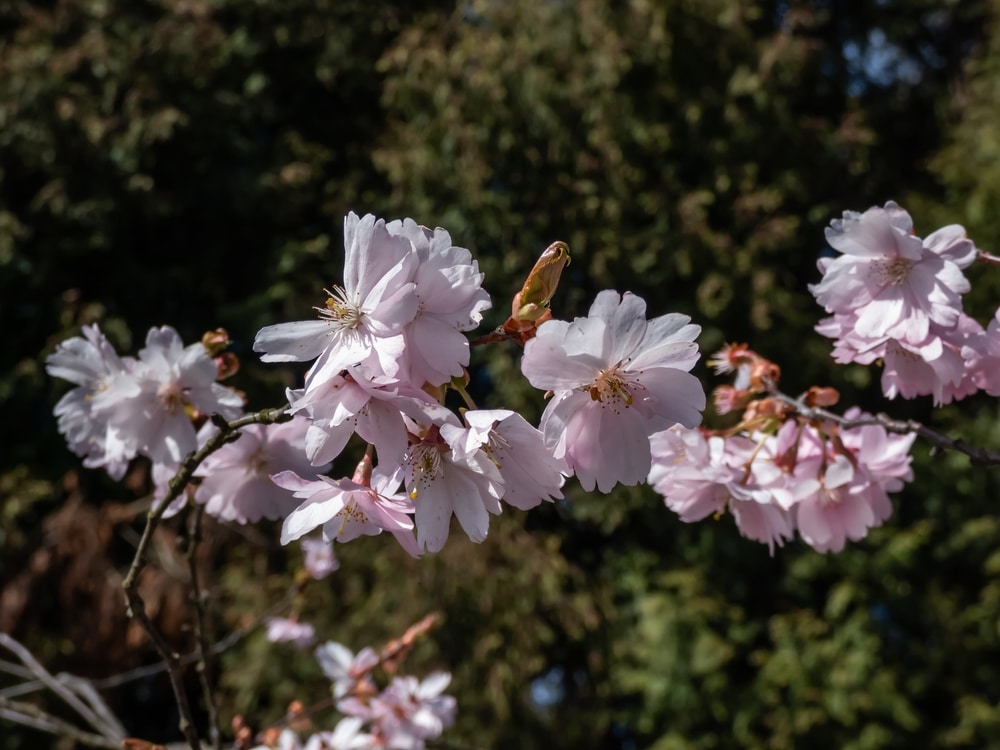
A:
[[93, 326, 244, 465], [650, 409, 915, 554], [810, 202, 995, 404], [249, 720, 374, 750], [287, 369, 452, 468], [265, 618, 316, 648], [521, 290, 705, 492], [194, 416, 327, 523], [341, 673, 455, 750], [253, 212, 418, 382], [648, 426, 794, 554], [446, 409, 566, 510], [398, 422, 504, 553], [315, 641, 379, 699], [810, 201, 974, 344], [46, 324, 137, 479], [385, 218, 491, 387], [301, 538, 339, 580], [49, 325, 243, 471], [274, 455, 420, 557]]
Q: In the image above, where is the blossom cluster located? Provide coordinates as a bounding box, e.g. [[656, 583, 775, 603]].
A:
[[810, 201, 1000, 404], [648, 344, 917, 553], [649, 409, 915, 554], [46, 324, 244, 480], [43, 200, 997, 748], [48, 212, 708, 558], [250, 213, 572, 553], [247, 640, 455, 750]]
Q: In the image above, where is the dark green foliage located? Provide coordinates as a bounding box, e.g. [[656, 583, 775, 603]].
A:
[[2, 0, 999, 748]]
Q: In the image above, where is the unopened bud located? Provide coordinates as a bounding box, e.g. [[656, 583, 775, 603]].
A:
[[201, 328, 230, 356], [510, 241, 571, 324], [804, 386, 839, 408], [215, 351, 240, 380]]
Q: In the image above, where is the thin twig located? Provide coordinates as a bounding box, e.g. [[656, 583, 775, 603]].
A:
[[0, 696, 121, 749], [977, 249, 1000, 266], [0, 634, 113, 739], [58, 674, 128, 740], [120, 405, 293, 750], [772, 392, 1000, 466], [184, 506, 221, 750], [89, 585, 299, 691]]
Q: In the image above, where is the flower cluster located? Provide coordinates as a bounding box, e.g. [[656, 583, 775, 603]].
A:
[[44, 201, 997, 749], [48, 213, 709, 556], [649, 412, 914, 554], [650, 345, 916, 554], [46, 325, 244, 480], [249, 639, 455, 750], [810, 201, 1000, 404], [247, 215, 706, 553]]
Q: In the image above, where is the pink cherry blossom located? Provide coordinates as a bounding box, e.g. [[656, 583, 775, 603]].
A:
[[385, 218, 491, 387], [648, 427, 745, 522], [304, 719, 374, 750], [194, 416, 328, 523], [253, 212, 418, 382], [521, 290, 705, 492], [274, 455, 419, 557], [769, 415, 913, 553], [46, 324, 137, 479], [399, 422, 504, 553], [342, 673, 455, 750], [92, 326, 243, 465], [963, 308, 1000, 396], [301, 538, 339, 580], [315, 641, 379, 699], [649, 427, 793, 554], [650, 410, 915, 555], [810, 202, 973, 345], [287, 369, 453, 468], [447, 409, 565, 510]]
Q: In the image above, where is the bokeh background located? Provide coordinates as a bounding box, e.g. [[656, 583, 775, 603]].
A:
[[3, 0, 1000, 747]]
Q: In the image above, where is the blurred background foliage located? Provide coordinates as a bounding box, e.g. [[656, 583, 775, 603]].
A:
[[2, 0, 1000, 747]]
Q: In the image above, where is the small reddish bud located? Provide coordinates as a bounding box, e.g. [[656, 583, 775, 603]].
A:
[[202, 328, 230, 356], [215, 351, 240, 380], [741, 397, 792, 426], [804, 386, 840, 408]]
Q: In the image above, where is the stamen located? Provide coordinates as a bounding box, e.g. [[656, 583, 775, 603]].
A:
[[586, 362, 640, 414], [316, 285, 365, 331], [407, 443, 444, 499], [869, 257, 912, 287]]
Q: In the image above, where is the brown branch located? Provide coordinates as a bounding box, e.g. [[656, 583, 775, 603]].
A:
[[468, 328, 519, 347], [84, 585, 299, 692], [184, 506, 221, 750], [121, 405, 293, 750], [772, 392, 1000, 467]]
